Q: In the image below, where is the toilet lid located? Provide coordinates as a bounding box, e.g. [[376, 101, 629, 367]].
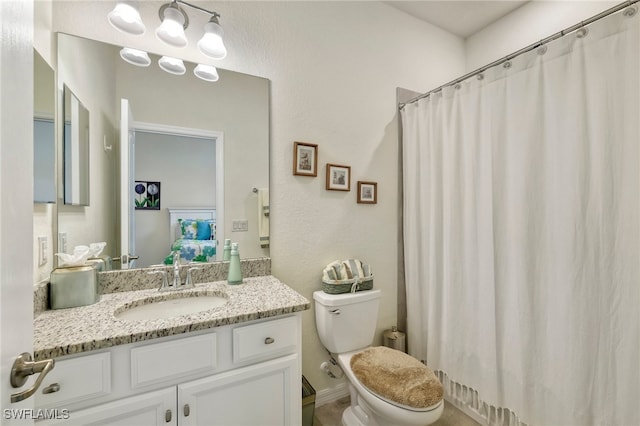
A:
[[350, 346, 443, 409]]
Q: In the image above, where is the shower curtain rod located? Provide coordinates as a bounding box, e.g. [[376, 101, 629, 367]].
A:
[[399, 0, 639, 109]]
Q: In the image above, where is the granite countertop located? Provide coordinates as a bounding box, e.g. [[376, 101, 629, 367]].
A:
[[33, 275, 310, 361]]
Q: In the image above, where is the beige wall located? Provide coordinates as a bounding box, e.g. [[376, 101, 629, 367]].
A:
[[465, 1, 620, 71]]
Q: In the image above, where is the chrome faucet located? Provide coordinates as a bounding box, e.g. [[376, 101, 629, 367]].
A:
[[148, 269, 170, 291], [172, 251, 182, 288]]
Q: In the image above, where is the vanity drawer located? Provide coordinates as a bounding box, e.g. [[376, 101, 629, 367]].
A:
[[130, 333, 217, 389], [233, 316, 298, 364], [36, 352, 111, 409]]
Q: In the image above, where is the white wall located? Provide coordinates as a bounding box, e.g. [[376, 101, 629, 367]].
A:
[[134, 132, 216, 267], [51, 0, 466, 394], [466, 1, 621, 71]]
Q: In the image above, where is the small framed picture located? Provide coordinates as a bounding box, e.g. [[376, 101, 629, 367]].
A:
[[134, 181, 161, 210], [293, 142, 318, 177], [326, 164, 351, 191], [357, 181, 377, 204]]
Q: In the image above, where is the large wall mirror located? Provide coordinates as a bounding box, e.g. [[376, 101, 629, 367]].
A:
[[56, 33, 270, 270]]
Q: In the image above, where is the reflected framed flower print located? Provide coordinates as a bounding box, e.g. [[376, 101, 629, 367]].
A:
[[134, 181, 161, 210]]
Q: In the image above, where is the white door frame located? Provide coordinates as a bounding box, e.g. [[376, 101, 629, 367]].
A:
[[131, 121, 224, 261]]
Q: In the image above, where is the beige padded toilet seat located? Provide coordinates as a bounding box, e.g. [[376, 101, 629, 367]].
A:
[[350, 346, 443, 409]]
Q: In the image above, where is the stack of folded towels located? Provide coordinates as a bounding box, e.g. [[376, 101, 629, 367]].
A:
[[323, 259, 372, 282]]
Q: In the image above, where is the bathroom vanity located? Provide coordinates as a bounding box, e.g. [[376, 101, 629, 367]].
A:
[[32, 274, 309, 425]]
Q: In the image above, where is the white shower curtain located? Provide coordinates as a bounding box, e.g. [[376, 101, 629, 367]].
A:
[[401, 9, 639, 426]]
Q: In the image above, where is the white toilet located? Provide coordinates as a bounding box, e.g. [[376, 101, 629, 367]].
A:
[[314, 289, 444, 426]]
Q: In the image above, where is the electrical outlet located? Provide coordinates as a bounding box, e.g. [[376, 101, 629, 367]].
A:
[[38, 236, 48, 266], [232, 220, 248, 232], [59, 232, 68, 253]]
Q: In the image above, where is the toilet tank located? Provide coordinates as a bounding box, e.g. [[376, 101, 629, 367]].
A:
[[313, 289, 381, 354]]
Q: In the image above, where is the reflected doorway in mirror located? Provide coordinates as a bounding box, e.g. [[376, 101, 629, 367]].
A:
[[134, 181, 161, 210]]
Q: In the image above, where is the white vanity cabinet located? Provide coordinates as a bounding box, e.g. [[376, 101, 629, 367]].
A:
[[36, 314, 302, 425]]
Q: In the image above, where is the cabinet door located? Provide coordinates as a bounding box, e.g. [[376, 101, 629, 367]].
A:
[[178, 354, 299, 426], [42, 387, 176, 426]]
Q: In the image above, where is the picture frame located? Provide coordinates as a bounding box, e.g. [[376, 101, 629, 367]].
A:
[[134, 181, 161, 210], [357, 181, 377, 204], [326, 164, 351, 191], [293, 141, 318, 177]]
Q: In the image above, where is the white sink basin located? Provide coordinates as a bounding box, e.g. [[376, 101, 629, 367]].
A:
[[115, 292, 229, 321]]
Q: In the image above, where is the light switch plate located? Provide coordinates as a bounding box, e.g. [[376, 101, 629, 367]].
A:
[[59, 232, 68, 253], [232, 220, 248, 232], [38, 236, 47, 266]]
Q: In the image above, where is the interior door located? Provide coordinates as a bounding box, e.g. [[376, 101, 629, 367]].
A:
[[1, 1, 35, 422], [119, 98, 136, 269]]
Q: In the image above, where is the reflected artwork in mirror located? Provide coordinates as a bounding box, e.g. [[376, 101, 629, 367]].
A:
[[55, 33, 270, 271], [63, 84, 90, 206]]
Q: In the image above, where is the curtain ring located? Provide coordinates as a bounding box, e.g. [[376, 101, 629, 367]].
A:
[[623, 5, 637, 17], [537, 45, 548, 55], [476, 73, 484, 81], [454, 83, 461, 90], [576, 26, 588, 38], [503, 61, 512, 69]]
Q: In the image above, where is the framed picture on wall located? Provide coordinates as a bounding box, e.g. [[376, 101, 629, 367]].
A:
[[293, 141, 318, 177], [357, 181, 377, 204], [134, 181, 161, 210], [326, 164, 351, 191]]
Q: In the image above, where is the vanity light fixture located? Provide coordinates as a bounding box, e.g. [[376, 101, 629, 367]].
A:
[[158, 56, 187, 75], [108, 0, 226, 81]]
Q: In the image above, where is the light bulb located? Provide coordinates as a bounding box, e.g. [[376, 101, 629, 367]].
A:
[[158, 56, 186, 75], [156, 5, 187, 48], [108, 1, 146, 35], [197, 18, 227, 59], [119, 48, 151, 67], [194, 64, 219, 82]]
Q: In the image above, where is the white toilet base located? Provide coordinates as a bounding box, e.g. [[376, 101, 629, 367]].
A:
[[341, 382, 444, 426]]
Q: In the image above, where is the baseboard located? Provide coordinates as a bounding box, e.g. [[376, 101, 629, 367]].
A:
[[314, 382, 350, 407]]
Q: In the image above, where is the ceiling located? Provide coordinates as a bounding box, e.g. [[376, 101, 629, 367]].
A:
[[384, 1, 529, 38]]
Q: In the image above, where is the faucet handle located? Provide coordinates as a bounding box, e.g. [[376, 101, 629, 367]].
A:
[[148, 270, 170, 291], [185, 267, 201, 289]]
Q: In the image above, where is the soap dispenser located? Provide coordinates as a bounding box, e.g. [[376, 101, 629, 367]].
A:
[[222, 238, 232, 261], [227, 242, 243, 285]]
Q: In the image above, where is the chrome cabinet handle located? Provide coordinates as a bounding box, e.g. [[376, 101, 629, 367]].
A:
[[183, 404, 191, 417], [10, 353, 56, 403], [42, 383, 61, 394], [329, 309, 341, 315], [165, 409, 172, 423], [264, 337, 275, 344]]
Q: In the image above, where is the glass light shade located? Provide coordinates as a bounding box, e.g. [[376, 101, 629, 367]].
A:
[[158, 56, 186, 75], [156, 6, 187, 48], [108, 2, 146, 35], [119, 48, 151, 67], [194, 64, 219, 82], [197, 21, 227, 59]]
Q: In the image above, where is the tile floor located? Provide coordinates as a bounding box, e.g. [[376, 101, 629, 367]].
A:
[[314, 396, 480, 426]]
